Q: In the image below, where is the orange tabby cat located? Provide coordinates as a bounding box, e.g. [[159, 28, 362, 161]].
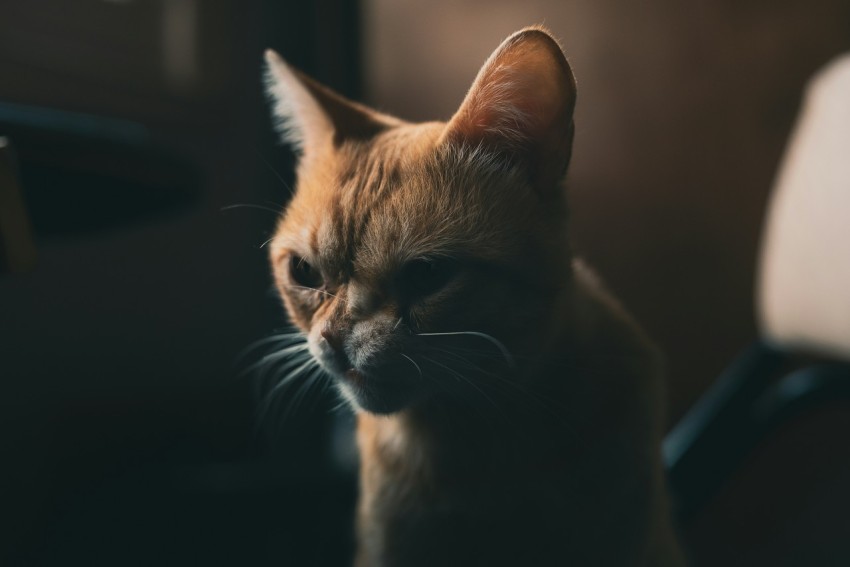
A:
[[264, 27, 684, 566]]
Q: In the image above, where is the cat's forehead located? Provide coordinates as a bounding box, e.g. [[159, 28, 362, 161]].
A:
[[274, 123, 529, 280]]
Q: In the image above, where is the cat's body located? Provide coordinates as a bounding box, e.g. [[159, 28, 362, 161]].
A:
[[355, 263, 682, 567], [264, 27, 684, 566]]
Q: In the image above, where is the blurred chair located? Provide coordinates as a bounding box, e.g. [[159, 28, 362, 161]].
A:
[[664, 54, 850, 523]]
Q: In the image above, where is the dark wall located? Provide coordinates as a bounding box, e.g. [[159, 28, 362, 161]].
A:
[[0, 2, 359, 565]]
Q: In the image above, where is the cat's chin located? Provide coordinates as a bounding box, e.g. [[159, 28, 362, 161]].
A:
[[335, 369, 424, 415]]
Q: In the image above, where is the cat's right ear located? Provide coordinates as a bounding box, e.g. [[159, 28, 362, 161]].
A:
[[264, 50, 394, 156], [440, 28, 577, 193]]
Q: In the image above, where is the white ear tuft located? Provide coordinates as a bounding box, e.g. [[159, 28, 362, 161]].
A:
[[264, 49, 333, 153]]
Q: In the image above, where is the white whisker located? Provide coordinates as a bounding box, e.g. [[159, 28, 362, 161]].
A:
[[256, 357, 322, 426], [417, 331, 515, 367], [291, 285, 339, 299], [235, 330, 305, 361], [422, 355, 500, 410], [429, 346, 579, 440], [240, 342, 310, 378], [400, 353, 423, 378], [259, 235, 275, 249], [258, 152, 294, 194], [278, 364, 323, 421], [220, 203, 283, 215]]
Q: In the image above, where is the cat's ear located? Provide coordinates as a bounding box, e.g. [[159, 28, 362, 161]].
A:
[[264, 50, 395, 156], [441, 28, 577, 191]]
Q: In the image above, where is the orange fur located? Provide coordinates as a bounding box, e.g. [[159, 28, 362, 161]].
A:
[[265, 27, 685, 566]]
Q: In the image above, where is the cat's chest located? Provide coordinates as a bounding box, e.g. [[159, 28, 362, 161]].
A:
[[359, 416, 590, 515], [359, 470, 604, 567], [358, 446, 651, 567]]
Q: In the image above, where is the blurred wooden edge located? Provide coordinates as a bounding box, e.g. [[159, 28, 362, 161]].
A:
[[0, 136, 37, 274]]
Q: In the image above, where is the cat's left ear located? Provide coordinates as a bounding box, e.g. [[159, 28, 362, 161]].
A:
[[264, 50, 396, 158], [441, 27, 577, 194]]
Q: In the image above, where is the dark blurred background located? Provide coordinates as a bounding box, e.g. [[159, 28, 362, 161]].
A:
[[1, 1, 849, 566]]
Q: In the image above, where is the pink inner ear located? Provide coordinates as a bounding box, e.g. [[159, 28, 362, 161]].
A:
[[445, 36, 575, 155]]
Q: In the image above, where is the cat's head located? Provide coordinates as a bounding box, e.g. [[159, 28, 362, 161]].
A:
[[265, 27, 577, 414]]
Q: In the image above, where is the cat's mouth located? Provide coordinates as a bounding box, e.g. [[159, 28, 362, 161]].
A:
[[339, 365, 397, 391], [333, 359, 424, 415]]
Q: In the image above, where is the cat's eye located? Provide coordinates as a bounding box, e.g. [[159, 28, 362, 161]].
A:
[[289, 255, 324, 289], [400, 258, 456, 299]]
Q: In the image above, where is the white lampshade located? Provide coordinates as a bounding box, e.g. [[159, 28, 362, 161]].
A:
[[758, 54, 850, 360]]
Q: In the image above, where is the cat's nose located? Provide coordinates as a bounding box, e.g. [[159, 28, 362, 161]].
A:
[[321, 327, 344, 352], [320, 326, 353, 372]]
